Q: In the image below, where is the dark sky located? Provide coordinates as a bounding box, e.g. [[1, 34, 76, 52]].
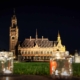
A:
[[0, 1, 80, 54]]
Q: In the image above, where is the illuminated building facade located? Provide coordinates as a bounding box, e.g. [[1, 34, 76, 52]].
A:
[[9, 10, 68, 61], [18, 31, 67, 61]]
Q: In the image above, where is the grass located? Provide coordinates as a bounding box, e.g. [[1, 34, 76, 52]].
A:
[[13, 62, 50, 75], [13, 61, 80, 76]]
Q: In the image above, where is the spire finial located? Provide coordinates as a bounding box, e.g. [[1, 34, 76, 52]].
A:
[[58, 30, 60, 37], [36, 29, 38, 40]]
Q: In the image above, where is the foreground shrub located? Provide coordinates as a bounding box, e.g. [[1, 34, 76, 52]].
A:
[[72, 63, 80, 77]]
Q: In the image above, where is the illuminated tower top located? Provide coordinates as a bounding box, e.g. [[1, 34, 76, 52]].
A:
[[11, 8, 17, 27]]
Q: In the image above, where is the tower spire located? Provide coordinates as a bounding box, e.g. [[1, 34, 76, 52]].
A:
[[36, 29, 38, 40], [11, 8, 17, 27]]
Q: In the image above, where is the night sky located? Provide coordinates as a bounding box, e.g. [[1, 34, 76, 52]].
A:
[[0, 1, 80, 54]]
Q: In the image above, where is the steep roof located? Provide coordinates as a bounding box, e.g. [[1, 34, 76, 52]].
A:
[[20, 38, 54, 48]]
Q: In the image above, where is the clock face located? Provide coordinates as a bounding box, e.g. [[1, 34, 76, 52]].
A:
[[12, 37, 15, 39]]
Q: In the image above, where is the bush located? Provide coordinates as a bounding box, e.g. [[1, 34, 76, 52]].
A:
[[72, 63, 80, 77]]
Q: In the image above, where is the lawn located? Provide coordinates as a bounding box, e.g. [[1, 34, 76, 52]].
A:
[[13, 61, 80, 76], [13, 62, 50, 75]]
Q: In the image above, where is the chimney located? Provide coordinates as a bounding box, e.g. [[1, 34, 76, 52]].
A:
[[30, 36, 31, 41], [42, 36, 43, 41]]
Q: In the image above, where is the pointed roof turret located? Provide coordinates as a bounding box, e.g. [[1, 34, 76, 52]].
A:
[[12, 8, 16, 19], [57, 30, 62, 44], [35, 29, 38, 40]]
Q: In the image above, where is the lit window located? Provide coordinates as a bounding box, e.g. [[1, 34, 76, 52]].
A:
[[50, 51, 52, 54], [47, 51, 49, 54], [22, 51, 23, 54], [41, 51, 43, 54], [31, 52, 32, 54], [28, 51, 30, 54], [36, 51, 38, 54]]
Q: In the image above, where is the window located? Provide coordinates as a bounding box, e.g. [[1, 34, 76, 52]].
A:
[[25, 52, 26, 54], [47, 51, 49, 54], [21, 51, 23, 54], [36, 51, 38, 54], [50, 51, 52, 54], [47, 56, 49, 60], [28, 51, 30, 54], [41, 51, 43, 54], [11, 30, 15, 32], [31, 51, 33, 54]]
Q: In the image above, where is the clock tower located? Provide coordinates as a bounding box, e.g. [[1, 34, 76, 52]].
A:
[[9, 9, 19, 58]]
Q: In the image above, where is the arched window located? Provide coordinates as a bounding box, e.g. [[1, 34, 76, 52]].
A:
[[28, 51, 30, 54], [25, 51, 26, 54], [50, 51, 52, 54], [21, 51, 23, 54], [44, 51, 46, 54], [47, 51, 49, 54], [36, 51, 38, 54], [31, 51, 33, 54], [41, 51, 43, 54]]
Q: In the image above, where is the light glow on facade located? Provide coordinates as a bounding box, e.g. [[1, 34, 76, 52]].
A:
[[0, 51, 13, 74]]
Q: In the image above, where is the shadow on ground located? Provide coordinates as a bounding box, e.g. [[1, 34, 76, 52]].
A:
[[0, 75, 80, 80]]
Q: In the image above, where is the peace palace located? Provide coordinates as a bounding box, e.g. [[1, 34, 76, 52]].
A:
[[9, 12, 69, 62]]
